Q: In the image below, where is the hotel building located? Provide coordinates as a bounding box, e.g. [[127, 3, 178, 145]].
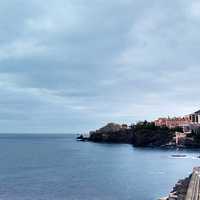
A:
[[188, 110, 200, 124], [154, 110, 200, 131]]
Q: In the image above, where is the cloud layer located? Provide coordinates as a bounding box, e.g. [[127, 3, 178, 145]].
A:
[[0, 0, 200, 133]]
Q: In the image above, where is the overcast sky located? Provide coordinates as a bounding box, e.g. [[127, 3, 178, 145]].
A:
[[0, 0, 200, 133]]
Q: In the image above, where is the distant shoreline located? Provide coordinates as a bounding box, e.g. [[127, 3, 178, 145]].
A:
[[77, 121, 200, 149]]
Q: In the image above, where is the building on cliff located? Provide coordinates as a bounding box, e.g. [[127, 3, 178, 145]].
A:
[[154, 117, 191, 129], [154, 110, 200, 133], [175, 132, 188, 145], [187, 110, 200, 123]]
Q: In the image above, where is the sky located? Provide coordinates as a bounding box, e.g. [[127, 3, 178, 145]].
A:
[[1, 0, 200, 133]]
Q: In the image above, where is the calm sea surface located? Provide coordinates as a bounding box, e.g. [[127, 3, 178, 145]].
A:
[[0, 134, 199, 200]]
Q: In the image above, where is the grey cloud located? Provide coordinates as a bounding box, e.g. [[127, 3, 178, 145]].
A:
[[0, 0, 200, 133]]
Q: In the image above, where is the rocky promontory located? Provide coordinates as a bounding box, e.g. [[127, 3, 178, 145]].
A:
[[78, 121, 200, 148], [79, 121, 176, 147], [89, 123, 134, 143]]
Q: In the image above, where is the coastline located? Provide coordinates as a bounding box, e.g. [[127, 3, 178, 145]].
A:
[[77, 121, 200, 199], [77, 134, 199, 200], [77, 121, 200, 149], [164, 175, 191, 200]]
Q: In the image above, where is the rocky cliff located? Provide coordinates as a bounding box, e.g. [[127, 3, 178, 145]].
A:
[[84, 121, 174, 147], [89, 123, 134, 143], [79, 121, 200, 148]]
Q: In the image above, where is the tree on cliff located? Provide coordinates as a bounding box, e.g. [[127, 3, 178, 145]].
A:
[[131, 121, 174, 147]]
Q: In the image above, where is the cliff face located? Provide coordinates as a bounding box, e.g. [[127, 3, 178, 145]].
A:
[[96, 123, 123, 133], [87, 122, 174, 147], [89, 123, 134, 143], [133, 129, 173, 147], [84, 121, 200, 148]]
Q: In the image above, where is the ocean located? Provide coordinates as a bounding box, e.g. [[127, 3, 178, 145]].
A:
[[0, 134, 199, 200]]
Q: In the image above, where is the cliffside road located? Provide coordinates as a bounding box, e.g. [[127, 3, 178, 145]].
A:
[[185, 167, 200, 200]]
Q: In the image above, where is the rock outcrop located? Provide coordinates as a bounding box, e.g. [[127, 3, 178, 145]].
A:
[[79, 121, 200, 148], [164, 175, 191, 200], [84, 121, 174, 147], [133, 128, 173, 147], [88, 123, 134, 143]]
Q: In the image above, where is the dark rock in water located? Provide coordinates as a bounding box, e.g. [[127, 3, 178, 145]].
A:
[[76, 134, 88, 141]]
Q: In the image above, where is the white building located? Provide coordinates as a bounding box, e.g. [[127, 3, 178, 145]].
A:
[[188, 110, 200, 124]]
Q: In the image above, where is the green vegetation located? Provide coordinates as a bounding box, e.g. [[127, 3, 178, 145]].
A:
[[130, 121, 174, 147], [191, 128, 200, 143], [87, 121, 175, 147], [82, 120, 200, 148]]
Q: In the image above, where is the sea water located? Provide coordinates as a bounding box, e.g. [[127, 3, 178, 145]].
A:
[[0, 134, 199, 200]]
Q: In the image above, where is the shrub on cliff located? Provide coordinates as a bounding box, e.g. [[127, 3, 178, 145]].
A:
[[89, 123, 134, 143], [131, 121, 173, 147], [89, 129, 134, 143], [133, 129, 173, 147], [88, 121, 174, 146]]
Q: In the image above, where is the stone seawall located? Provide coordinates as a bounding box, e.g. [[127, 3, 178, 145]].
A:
[[159, 174, 191, 200]]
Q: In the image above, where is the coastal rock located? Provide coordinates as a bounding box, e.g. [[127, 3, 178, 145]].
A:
[[87, 121, 174, 146], [76, 134, 88, 141], [96, 123, 123, 133], [165, 175, 191, 200], [89, 123, 133, 143], [133, 128, 173, 147]]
